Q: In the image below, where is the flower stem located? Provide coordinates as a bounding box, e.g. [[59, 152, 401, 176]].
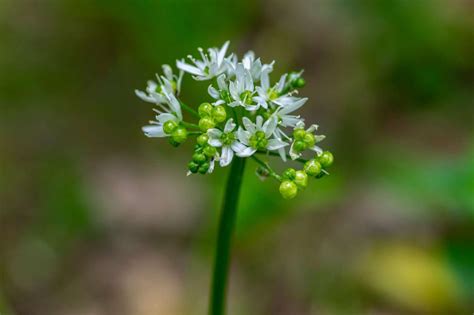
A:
[[256, 150, 308, 164], [179, 100, 199, 118], [209, 157, 246, 315]]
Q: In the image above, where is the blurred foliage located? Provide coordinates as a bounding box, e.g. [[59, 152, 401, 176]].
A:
[[1, 0, 473, 314]]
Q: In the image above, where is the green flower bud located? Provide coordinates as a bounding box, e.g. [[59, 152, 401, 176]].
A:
[[168, 137, 180, 147], [163, 120, 178, 134], [304, 159, 322, 176], [293, 77, 306, 88], [212, 105, 227, 123], [203, 145, 217, 157], [192, 153, 207, 164], [198, 162, 210, 174], [199, 117, 215, 132], [294, 170, 308, 189], [282, 168, 296, 180], [197, 134, 209, 146], [294, 140, 306, 152], [303, 133, 315, 147], [293, 129, 306, 140], [188, 161, 199, 173], [172, 127, 187, 144], [198, 103, 213, 117], [319, 151, 334, 168], [279, 180, 298, 199]]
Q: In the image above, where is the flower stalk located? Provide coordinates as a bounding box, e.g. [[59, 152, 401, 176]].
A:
[[209, 157, 246, 315]]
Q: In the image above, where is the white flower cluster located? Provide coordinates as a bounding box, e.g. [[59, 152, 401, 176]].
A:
[[136, 41, 333, 199]]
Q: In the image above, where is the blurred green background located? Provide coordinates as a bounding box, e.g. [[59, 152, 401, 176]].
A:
[[1, 0, 473, 314]]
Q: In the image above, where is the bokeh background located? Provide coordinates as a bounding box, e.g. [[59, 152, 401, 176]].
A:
[[1, 0, 473, 314]]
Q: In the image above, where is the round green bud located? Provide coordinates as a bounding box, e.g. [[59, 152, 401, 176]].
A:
[[294, 140, 306, 152], [279, 181, 298, 200], [203, 145, 217, 157], [172, 127, 187, 144], [168, 137, 180, 147], [198, 162, 210, 174], [293, 129, 306, 140], [282, 168, 296, 180], [304, 159, 322, 176], [192, 153, 207, 164], [163, 120, 178, 134], [294, 170, 308, 189], [197, 134, 209, 146], [198, 103, 213, 117], [319, 151, 334, 168], [303, 133, 315, 147], [199, 117, 215, 132], [293, 77, 306, 88], [188, 161, 199, 173], [212, 105, 227, 123]]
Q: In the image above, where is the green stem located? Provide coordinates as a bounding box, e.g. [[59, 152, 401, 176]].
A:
[[250, 155, 281, 181], [209, 157, 246, 315], [181, 121, 200, 130], [179, 101, 199, 118], [257, 150, 308, 164]]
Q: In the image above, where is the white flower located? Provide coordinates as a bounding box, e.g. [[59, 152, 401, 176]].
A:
[[207, 74, 229, 106], [228, 64, 256, 110], [141, 90, 182, 137], [135, 65, 183, 104], [225, 51, 274, 81], [289, 121, 326, 160], [270, 96, 308, 145], [176, 41, 230, 81], [237, 116, 288, 157], [207, 119, 251, 167], [253, 71, 306, 110]]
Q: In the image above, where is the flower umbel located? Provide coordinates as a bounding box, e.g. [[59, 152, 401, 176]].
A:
[[136, 41, 334, 199]]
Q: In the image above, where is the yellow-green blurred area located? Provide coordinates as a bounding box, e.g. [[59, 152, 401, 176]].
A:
[[1, 0, 473, 314]]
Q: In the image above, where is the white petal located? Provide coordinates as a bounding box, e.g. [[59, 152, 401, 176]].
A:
[[217, 74, 227, 90], [208, 85, 220, 99], [267, 138, 288, 150], [255, 116, 263, 129], [208, 159, 216, 173], [310, 145, 323, 155], [162, 64, 173, 80], [229, 81, 240, 100], [315, 135, 326, 142], [261, 68, 270, 90], [237, 128, 251, 145], [276, 73, 287, 92], [289, 142, 301, 160], [242, 117, 256, 133], [278, 147, 287, 162], [142, 125, 165, 137], [156, 113, 176, 123], [232, 142, 256, 157], [295, 121, 305, 129], [135, 90, 156, 103], [279, 97, 308, 115], [306, 124, 319, 133], [281, 115, 302, 127], [176, 60, 204, 76], [207, 128, 223, 139], [220, 146, 234, 167], [224, 118, 236, 132], [209, 139, 223, 147], [262, 116, 277, 138], [217, 41, 230, 66]]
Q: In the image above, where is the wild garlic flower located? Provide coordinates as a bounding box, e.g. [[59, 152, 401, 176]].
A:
[[136, 41, 334, 199], [237, 116, 287, 156], [177, 41, 230, 81]]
